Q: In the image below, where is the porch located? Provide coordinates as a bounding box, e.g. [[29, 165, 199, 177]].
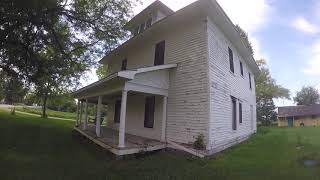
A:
[[74, 125, 166, 156], [72, 64, 177, 156]]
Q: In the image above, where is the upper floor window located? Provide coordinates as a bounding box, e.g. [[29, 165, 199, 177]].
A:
[[228, 47, 234, 73], [146, 18, 152, 29], [154, 41, 165, 66], [240, 61, 244, 76], [249, 72, 252, 89], [121, 59, 127, 70]]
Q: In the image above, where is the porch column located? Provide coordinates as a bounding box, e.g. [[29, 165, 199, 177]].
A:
[[161, 96, 168, 142], [96, 96, 102, 137], [118, 90, 128, 148], [79, 101, 83, 125], [76, 100, 80, 126], [83, 99, 88, 130]]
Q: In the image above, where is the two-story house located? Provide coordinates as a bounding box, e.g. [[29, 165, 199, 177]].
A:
[[73, 0, 259, 157]]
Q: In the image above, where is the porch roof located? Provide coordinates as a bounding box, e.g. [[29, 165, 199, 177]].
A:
[[72, 64, 177, 99]]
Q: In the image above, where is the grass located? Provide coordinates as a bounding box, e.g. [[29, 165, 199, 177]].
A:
[[15, 106, 76, 119], [0, 109, 320, 180]]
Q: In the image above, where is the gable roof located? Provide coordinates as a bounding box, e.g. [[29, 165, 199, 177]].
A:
[[278, 104, 320, 117], [100, 0, 260, 75], [124, 0, 174, 30]]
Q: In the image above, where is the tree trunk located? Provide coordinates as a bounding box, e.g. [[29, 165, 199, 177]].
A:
[[42, 95, 48, 118]]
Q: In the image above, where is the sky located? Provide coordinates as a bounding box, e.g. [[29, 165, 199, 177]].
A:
[[84, 0, 320, 107]]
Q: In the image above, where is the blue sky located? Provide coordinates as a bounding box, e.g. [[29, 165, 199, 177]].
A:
[[84, 0, 320, 106]]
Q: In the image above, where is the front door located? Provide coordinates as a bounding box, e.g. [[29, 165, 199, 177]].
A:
[[287, 117, 294, 127]]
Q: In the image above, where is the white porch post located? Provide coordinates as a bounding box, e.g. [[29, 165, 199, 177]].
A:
[[118, 90, 128, 148], [76, 100, 80, 126], [83, 99, 88, 130], [79, 101, 83, 125], [161, 96, 168, 142], [96, 96, 102, 137]]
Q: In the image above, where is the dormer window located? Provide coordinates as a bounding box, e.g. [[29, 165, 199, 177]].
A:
[[146, 18, 152, 29], [139, 23, 145, 34], [134, 26, 139, 36]]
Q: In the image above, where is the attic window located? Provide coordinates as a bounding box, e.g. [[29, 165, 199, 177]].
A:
[[134, 26, 139, 36], [146, 18, 152, 29], [139, 23, 145, 34]]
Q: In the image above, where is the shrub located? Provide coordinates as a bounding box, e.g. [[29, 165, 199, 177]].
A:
[[193, 134, 206, 150]]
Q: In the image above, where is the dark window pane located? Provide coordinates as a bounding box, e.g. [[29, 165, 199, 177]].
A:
[[114, 100, 121, 123], [228, 47, 234, 73], [144, 96, 155, 128], [249, 72, 252, 89], [121, 59, 127, 70], [240, 61, 244, 76], [239, 102, 242, 123], [139, 23, 145, 33], [146, 18, 152, 29], [134, 26, 139, 36], [231, 96, 237, 130], [154, 41, 165, 65]]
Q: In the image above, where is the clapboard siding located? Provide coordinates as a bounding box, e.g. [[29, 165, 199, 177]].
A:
[[206, 17, 257, 152], [165, 18, 209, 144], [105, 16, 210, 145]]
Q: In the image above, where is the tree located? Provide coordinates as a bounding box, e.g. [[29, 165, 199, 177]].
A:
[[0, 0, 136, 117], [96, 64, 109, 79], [235, 25, 254, 56], [256, 59, 290, 125], [0, 71, 28, 104], [294, 86, 320, 105]]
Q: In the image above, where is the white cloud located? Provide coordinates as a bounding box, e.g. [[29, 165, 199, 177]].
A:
[[217, 0, 272, 33], [217, 0, 272, 60], [302, 40, 320, 76], [291, 16, 319, 34]]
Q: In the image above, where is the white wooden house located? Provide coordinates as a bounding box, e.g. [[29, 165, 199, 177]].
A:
[[73, 0, 259, 157]]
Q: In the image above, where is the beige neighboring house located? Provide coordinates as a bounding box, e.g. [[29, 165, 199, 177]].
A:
[[278, 104, 320, 127], [73, 0, 259, 157]]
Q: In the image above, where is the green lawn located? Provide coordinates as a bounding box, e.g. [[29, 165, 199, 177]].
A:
[[0, 109, 320, 180], [15, 106, 76, 119]]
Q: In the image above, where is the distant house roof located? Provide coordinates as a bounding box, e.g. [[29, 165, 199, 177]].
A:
[[278, 104, 320, 117]]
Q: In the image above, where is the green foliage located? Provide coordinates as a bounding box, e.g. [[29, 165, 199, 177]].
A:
[[16, 107, 77, 120], [193, 134, 206, 150], [256, 59, 290, 125], [235, 24, 254, 56], [294, 86, 320, 105], [0, 0, 135, 117], [96, 64, 109, 79], [1, 73, 28, 104], [47, 94, 77, 113]]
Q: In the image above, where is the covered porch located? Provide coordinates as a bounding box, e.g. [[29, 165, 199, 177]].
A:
[[72, 64, 176, 156]]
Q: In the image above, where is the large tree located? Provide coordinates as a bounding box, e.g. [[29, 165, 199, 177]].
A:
[[0, 72, 28, 104], [294, 86, 320, 105], [256, 59, 290, 125], [0, 0, 135, 117]]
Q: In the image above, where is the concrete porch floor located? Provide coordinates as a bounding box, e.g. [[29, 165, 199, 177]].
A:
[[74, 125, 166, 156]]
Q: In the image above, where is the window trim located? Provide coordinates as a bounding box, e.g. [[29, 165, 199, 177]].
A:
[[228, 47, 234, 73]]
